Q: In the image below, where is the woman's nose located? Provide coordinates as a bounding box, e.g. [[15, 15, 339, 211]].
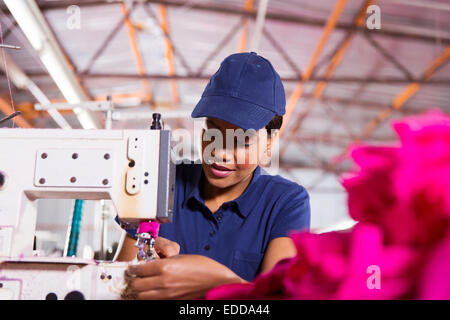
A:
[[212, 145, 234, 163]]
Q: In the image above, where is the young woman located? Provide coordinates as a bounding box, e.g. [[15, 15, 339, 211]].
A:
[[117, 52, 310, 299]]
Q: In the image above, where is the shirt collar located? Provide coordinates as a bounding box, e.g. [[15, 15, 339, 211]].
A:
[[182, 165, 262, 219], [182, 164, 204, 208], [233, 166, 261, 218]]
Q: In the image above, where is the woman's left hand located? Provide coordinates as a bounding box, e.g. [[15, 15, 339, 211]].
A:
[[123, 254, 245, 300]]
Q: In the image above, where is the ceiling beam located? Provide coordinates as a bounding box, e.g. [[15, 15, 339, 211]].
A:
[[248, 0, 269, 53], [121, 2, 154, 106], [280, 0, 375, 156], [142, 3, 193, 75], [285, 133, 395, 148], [279, 0, 348, 136], [0, 46, 71, 128], [262, 26, 302, 78], [157, 4, 180, 106], [363, 32, 414, 81], [238, 0, 254, 52], [4, 0, 100, 129], [194, 18, 244, 76], [27, 72, 450, 84], [34, 0, 450, 46], [336, 45, 450, 160]]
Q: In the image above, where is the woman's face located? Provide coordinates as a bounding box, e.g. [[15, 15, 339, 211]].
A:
[[201, 117, 272, 189]]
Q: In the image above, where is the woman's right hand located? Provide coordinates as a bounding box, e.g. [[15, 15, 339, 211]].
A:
[[116, 234, 180, 262], [154, 236, 180, 258]]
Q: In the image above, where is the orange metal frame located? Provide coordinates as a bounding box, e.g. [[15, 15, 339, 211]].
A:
[[336, 45, 450, 160], [158, 4, 180, 106], [121, 2, 153, 105], [239, 0, 254, 52], [280, 0, 374, 157], [0, 97, 32, 128], [279, 0, 348, 138]]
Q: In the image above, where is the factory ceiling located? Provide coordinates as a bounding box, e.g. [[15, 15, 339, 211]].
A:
[[0, 0, 449, 175]]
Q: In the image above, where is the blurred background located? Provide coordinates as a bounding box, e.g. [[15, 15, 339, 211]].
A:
[[0, 0, 449, 259]]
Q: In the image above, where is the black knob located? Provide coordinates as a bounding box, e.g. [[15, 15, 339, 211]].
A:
[[150, 113, 162, 130], [0, 171, 5, 189], [64, 290, 85, 300], [45, 292, 58, 300]]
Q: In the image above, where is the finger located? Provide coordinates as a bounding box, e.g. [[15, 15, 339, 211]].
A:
[[158, 239, 180, 257], [136, 289, 205, 300], [156, 244, 179, 258], [130, 276, 164, 292], [136, 289, 166, 300], [156, 238, 180, 254], [127, 260, 162, 277]]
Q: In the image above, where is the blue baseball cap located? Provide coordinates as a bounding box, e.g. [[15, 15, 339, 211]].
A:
[[191, 52, 286, 130]]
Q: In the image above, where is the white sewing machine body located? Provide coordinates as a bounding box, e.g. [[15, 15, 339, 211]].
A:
[[0, 257, 130, 300], [0, 128, 176, 299]]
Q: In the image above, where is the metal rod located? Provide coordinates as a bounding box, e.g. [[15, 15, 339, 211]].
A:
[[335, 45, 450, 161], [37, 0, 450, 45], [249, 0, 269, 52], [81, 2, 137, 73], [0, 110, 21, 125], [158, 4, 180, 105], [280, 0, 348, 136], [143, 3, 193, 75], [280, 0, 374, 156], [239, 0, 254, 52], [0, 98, 32, 128], [0, 44, 20, 49], [195, 17, 245, 76], [121, 2, 154, 106], [363, 32, 414, 81], [262, 26, 302, 78], [26, 72, 450, 84]]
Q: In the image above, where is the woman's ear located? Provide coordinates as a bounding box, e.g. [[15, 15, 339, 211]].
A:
[[259, 130, 275, 167], [266, 130, 280, 158], [266, 137, 272, 158]]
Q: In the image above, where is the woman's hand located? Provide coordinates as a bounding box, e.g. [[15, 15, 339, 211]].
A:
[[123, 254, 246, 300], [115, 234, 180, 262], [154, 237, 180, 258]]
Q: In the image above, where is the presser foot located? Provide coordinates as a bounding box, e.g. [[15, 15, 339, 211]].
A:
[[134, 233, 156, 262]]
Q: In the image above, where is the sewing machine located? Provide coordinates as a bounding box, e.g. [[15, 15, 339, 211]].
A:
[[0, 117, 176, 299]]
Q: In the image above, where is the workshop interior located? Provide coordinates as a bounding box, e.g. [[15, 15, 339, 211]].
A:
[[0, 0, 450, 300]]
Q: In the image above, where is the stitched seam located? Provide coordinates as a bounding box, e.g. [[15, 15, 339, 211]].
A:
[[235, 53, 252, 96], [264, 57, 277, 109], [201, 93, 277, 113]]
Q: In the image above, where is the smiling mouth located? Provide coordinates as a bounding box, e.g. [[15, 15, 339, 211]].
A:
[[209, 163, 235, 178]]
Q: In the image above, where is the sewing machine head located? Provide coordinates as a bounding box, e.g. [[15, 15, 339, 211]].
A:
[[0, 120, 175, 259]]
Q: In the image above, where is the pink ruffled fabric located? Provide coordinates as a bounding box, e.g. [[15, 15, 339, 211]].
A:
[[138, 221, 160, 238], [206, 110, 450, 300]]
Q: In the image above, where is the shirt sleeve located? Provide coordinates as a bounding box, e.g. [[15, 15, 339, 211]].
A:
[[269, 186, 311, 241]]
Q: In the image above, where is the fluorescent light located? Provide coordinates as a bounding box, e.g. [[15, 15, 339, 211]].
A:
[[4, 0, 100, 129]]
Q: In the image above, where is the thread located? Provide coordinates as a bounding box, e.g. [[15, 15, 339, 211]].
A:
[[67, 199, 84, 257]]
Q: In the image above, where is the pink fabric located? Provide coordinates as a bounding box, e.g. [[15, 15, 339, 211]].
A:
[[206, 110, 450, 300], [138, 221, 160, 238]]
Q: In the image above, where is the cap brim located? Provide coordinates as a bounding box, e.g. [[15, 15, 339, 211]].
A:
[[191, 95, 275, 130]]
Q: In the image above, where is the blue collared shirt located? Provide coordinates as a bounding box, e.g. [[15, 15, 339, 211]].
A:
[[119, 162, 310, 281]]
